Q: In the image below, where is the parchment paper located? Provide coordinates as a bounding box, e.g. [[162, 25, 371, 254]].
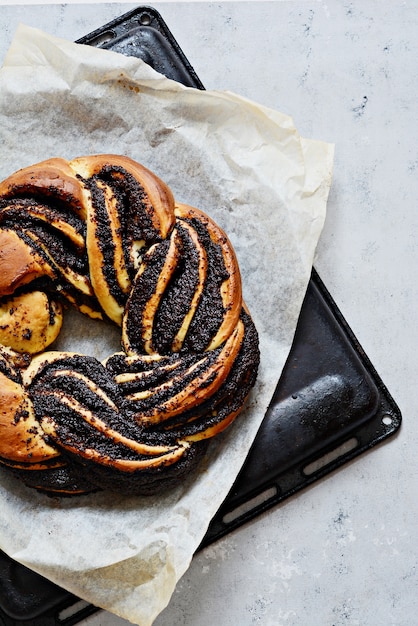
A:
[[0, 25, 334, 625]]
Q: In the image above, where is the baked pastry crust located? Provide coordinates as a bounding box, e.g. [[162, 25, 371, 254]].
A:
[[0, 155, 259, 496]]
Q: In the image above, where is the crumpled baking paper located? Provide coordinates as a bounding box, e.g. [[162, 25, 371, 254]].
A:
[[0, 24, 334, 626]]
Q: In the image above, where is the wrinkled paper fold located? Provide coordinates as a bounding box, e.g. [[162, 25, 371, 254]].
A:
[[0, 25, 334, 625]]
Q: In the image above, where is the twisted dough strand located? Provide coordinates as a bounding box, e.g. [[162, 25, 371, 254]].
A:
[[0, 155, 259, 496]]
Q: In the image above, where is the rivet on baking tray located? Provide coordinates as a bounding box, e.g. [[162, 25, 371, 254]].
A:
[[139, 13, 152, 26]]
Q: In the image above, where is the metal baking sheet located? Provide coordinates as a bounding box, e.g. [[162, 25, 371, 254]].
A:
[[0, 6, 401, 625]]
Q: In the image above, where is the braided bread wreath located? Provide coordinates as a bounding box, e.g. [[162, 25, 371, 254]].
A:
[[0, 155, 259, 496]]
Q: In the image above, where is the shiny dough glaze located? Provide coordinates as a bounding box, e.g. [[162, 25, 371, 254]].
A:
[[0, 155, 259, 496]]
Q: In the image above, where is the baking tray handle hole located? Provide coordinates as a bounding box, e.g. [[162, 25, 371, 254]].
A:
[[382, 414, 394, 426], [57, 598, 99, 624], [85, 30, 115, 47], [222, 486, 278, 525], [303, 437, 359, 477]]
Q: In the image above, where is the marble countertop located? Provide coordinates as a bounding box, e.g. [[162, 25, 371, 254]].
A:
[[0, 2, 416, 625]]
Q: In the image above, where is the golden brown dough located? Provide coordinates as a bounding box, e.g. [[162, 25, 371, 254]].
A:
[[0, 369, 59, 464], [0, 229, 56, 295], [0, 292, 62, 354]]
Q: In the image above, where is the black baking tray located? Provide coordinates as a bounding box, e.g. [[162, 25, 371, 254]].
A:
[[0, 6, 401, 625]]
